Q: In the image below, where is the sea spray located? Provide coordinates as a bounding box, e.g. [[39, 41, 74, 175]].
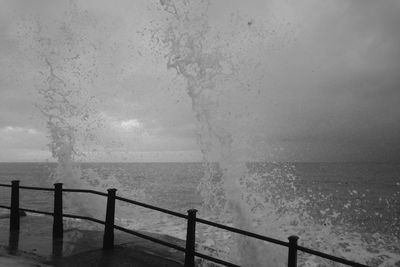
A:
[[30, 1, 400, 266], [11, 1, 399, 265], [156, 0, 286, 265], [34, 16, 107, 220], [153, 1, 400, 266], [27, 1, 145, 223]]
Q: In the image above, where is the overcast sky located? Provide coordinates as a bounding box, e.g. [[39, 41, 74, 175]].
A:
[[0, 0, 399, 162]]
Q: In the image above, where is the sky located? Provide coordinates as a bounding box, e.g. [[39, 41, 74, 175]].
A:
[[0, 0, 399, 162]]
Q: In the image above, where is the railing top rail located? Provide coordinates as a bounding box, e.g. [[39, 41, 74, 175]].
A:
[[63, 213, 105, 225], [1, 181, 185, 217], [113, 225, 186, 252], [19, 207, 54, 216], [196, 217, 289, 247], [297, 245, 369, 267], [113, 225, 237, 267], [0, 181, 372, 267], [115, 195, 188, 219], [20, 185, 54, 191], [63, 188, 108, 197], [0, 183, 109, 197]]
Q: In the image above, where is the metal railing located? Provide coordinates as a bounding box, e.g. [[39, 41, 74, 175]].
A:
[[0, 180, 370, 267]]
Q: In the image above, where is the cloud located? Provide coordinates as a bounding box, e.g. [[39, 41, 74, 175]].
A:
[[232, 0, 400, 161], [0, 126, 38, 134], [0, 0, 399, 162], [116, 119, 143, 131]]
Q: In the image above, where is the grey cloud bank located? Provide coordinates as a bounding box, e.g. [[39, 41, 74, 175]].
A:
[[0, 0, 399, 162]]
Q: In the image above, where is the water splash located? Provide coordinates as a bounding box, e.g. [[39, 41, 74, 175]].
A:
[[30, 2, 145, 221], [155, 0, 283, 265], [153, 1, 400, 266], [12, 1, 399, 265]]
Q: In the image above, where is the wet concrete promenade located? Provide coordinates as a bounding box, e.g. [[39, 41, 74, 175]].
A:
[[0, 215, 184, 266]]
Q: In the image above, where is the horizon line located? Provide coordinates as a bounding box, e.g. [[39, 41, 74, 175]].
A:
[[0, 160, 398, 164]]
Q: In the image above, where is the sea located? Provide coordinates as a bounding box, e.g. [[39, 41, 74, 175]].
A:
[[0, 162, 399, 266]]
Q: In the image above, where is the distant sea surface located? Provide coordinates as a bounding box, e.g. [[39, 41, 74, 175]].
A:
[[0, 162, 398, 236]]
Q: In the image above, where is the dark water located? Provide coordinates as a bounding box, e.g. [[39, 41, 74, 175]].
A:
[[0, 162, 398, 236], [0, 162, 399, 234], [0, 162, 399, 266]]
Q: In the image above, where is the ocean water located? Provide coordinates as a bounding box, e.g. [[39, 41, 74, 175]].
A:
[[0, 162, 399, 266]]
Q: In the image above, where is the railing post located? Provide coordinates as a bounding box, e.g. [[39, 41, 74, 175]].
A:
[[288, 235, 299, 267], [10, 180, 20, 231], [184, 209, 197, 267], [103, 188, 117, 250], [53, 183, 63, 239]]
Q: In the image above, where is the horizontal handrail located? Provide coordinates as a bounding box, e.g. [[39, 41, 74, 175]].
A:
[[0, 206, 182, 252], [113, 225, 238, 266], [297, 246, 369, 267], [4, 207, 106, 226], [115, 195, 188, 219], [0, 205, 105, 226], [19, 207, 54, 216], [63, 213, 106, 225], [20, 185, 55, 191], [196, 217, 289, 247], [1, 182, 184, 215], [0, 203, 233, 267], [63, 188, 108, 197], [0, 181, 372, 267], [113, 225, 186, 252], [0, 184, 108, 196], [0, 203, 371, 267]]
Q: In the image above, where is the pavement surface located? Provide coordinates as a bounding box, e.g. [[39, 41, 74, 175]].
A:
[[0, 214, 185, 266]]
